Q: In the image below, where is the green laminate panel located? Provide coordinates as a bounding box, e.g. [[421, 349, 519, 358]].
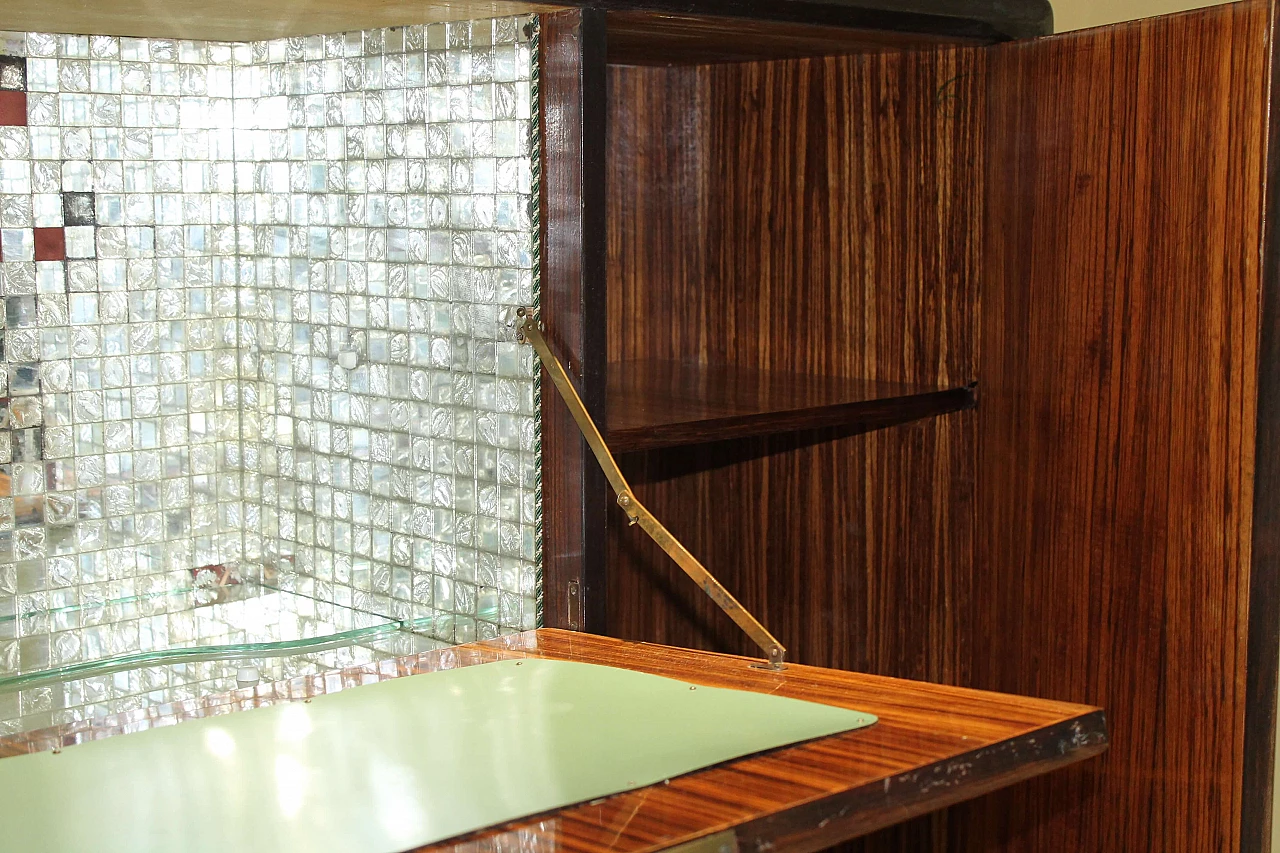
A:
[[0, 658, 875, 852]]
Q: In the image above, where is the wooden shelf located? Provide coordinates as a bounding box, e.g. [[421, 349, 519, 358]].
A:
[[605, 360, 975, 452]]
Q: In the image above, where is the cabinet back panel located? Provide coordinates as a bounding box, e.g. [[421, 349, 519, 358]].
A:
[[606, 53, 982, 381], [604, 51, 983, 676]]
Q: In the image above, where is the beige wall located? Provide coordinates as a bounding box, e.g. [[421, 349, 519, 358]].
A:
[[1052, 0, 1233, 30]]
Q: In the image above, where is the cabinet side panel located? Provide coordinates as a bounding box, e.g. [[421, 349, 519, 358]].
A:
[[604, 50, 983, 685], [539, 9, 609, 632], [965, 3, 1270, 851]]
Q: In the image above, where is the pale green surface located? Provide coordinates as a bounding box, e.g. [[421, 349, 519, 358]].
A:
[[0, 659, 876, 853]]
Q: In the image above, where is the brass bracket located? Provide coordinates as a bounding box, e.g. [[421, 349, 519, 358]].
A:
[[517, 308, 787, 671]]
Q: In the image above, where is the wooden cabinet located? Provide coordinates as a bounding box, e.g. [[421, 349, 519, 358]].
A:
[[2, 0, 1264, 845], [539, 2, 1280, 851]]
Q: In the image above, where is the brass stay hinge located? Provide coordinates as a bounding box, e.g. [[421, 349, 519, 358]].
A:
[[517, 309, 787, 671]]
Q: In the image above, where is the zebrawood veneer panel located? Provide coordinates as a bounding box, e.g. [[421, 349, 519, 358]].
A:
[[606, 54, 982, 381], [604, 49, 983, 683], [603, 8, 1280, 851], [964, 3, 1273, 851]]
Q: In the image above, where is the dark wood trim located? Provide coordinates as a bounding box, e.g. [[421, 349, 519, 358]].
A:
[[604, 10, 983, 65], [576, 0, 1052, 42], [538, 8, 610, 634], [733, 712, 1108, 853], [1241, 3, 1280, 851], [579, 7, 610, 635], [1, 0, 1051, 49], [0, 0, 1047, 47]]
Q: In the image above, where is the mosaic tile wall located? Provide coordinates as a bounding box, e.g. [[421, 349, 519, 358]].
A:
[[236, 20, 540, 646], [0, 16, 540, 731], [0, 32, 248, 627]]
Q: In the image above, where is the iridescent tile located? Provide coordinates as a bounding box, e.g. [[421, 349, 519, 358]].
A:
[[9, 399, 40, 429], [45, 495, 76, 527], [42, 426, 72, 458]]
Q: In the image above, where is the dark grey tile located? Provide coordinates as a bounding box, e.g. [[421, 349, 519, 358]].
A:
[[12, 429, 41, 463], [0, 56, 25, 92], [5, 296, 35, 329], [62, 192, 95, 226]]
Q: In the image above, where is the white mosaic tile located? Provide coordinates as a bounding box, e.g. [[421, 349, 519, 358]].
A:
[[0, 16, 540, 730]]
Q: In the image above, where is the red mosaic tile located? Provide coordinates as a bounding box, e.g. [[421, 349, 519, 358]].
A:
[[0, 90, 26, 126], [33, 227, 65, 261]]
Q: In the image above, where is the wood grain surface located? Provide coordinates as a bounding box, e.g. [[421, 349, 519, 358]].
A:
[[961, 4, 1272, 852], [0, 630, 1107, 852], [594, 4, 1280, 852], [607, 360, 974, 452], [581, 0, 1051, 41], [539, 9, 610, 634], [603, 47, 983, 692]]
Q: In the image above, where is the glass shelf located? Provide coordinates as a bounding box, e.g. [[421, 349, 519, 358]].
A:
[[0, 583, 405, 692], [0, 583, 452, 737]]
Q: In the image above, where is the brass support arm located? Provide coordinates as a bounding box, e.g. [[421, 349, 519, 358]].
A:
[[517, 309, 787, 671]]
